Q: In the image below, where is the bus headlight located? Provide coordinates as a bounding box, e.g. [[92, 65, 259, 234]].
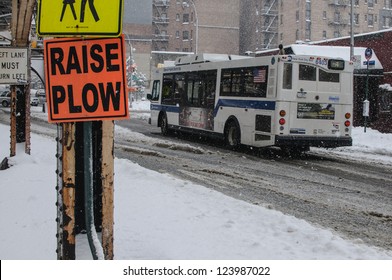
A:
[[279, 110, 286, 117], [344, 120, 351, 127], [345, 112, 351, 119], [279, 118, 286, 125]]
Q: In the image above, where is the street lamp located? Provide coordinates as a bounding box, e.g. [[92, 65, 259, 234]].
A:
[[350, 0, 354, 61], [186, 0, 199, 54]]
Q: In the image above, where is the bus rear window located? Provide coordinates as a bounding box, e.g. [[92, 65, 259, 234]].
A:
[[299, 64, 316, 81], [319, 69, 340, 83]]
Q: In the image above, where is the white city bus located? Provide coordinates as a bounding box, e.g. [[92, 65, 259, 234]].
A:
[[148, 53, 354, 153]]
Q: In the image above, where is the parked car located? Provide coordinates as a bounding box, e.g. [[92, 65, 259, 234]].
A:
[[30, 96, 39, 106], [0, 91, 11, 107], [35, 89, 46, 103]]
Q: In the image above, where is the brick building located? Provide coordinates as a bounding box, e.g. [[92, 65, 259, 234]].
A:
[[152, 0, 240, 54], [317, 29, 392, 132], [241, 0, 392, 53]]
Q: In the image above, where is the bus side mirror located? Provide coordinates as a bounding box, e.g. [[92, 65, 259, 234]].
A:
[[147, 93, 152, 100]]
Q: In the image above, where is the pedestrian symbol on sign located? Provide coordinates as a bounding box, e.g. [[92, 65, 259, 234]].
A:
[[60, 0, 100, 23]]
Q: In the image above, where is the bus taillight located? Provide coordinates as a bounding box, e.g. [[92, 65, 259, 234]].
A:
[[279, 110, 286, 117], [279, 118, 286, 125], [344, 120, 351, 127], [345, 112, 351, 119]]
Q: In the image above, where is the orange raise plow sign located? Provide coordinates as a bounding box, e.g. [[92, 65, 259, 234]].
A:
[[44, 36, 129, 123]]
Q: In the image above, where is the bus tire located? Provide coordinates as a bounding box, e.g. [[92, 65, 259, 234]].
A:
[[159, 113, 169, 136], [224, 120, 241, 150]]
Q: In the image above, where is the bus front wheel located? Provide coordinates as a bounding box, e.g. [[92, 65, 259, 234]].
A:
[[159, 113, 169, 136], [225, 121, 241, 150]]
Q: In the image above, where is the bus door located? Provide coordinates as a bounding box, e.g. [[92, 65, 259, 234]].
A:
[[179, 71, 217, 131], [149, 79, 161, 126]]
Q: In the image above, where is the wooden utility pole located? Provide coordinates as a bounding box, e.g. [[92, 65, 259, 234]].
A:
[[56, 123, 76, 259], [10, 0, 35, 156], [37, 1, 126, 260], [101, 121, 115, 259]]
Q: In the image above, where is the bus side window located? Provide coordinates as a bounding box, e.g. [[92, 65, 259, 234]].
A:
[[186, 72, 200, 107], [174, 73, 185, 104], [150, 80, 160, 101], [283, 63, 293, 89]]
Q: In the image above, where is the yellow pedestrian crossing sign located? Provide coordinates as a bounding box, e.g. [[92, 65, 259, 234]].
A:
[[37, 0, 123, 37]]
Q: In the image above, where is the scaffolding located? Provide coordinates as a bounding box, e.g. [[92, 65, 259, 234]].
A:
[[152, 0, 170, 51], [259, 0, 278, 50], [327, 0, 349, 38]]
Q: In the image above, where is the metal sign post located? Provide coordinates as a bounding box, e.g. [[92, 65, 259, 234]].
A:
[[364, 47, 372, 133], [8, 0, 35, 157]]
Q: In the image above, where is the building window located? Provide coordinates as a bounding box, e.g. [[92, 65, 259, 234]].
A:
[[334, 31, 340, 38], [183, 31, 189, 40], [368, 14, 374, 26], [305, 21, 311, 40], [368, 0, 374, 8], [379, 88, 392, 112], [323, 11, 327, 19], [296, 10, 299, 21], [322, 30, 327, 39], [176, 31, 180, 38], [383, 16, 387, 27], [176, 14, 180, 21], [183, 13, 189, 23], [334, 11, 341, 23], [305, 2, 311, 20], [355, 13, 359, 24]]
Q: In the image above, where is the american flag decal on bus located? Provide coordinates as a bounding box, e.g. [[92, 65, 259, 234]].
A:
[[253, 68, 266, 83]]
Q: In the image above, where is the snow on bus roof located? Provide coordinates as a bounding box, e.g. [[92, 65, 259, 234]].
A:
[[255, 44, 382, 70], [288, 44, 383, 70], [175, 53, 251, 65]]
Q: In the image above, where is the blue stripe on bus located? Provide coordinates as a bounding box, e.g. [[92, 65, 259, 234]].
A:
[[150, 104, 181, 113], [213, 99, 276, 117], [151, 100, 276, 117]]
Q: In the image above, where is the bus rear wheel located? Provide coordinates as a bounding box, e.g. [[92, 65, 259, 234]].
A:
[[225, 121, 241, 150], [159, 113, 170, 136]]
